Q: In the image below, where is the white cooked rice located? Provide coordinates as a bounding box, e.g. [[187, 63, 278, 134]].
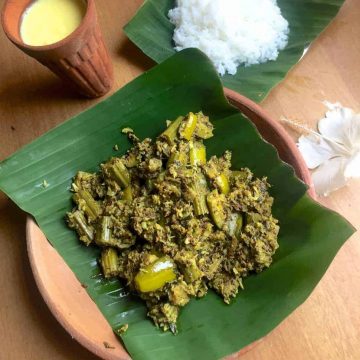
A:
[[168, 0, 289, 76]]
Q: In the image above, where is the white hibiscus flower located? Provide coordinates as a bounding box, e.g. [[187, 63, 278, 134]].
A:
[[297, 102, 360, 196]]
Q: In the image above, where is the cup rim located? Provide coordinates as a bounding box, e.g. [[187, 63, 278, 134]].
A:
[[1, 0, 94, 51]]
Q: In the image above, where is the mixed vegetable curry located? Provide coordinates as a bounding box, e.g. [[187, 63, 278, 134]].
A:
[[67, 112, 279, 333]]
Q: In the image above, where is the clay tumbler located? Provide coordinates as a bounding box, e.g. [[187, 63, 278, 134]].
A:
[[1, 0, 113, 98]]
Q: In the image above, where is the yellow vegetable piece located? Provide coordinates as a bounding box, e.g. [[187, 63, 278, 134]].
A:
[[179, 112, 198, 141], [215, 173, 230, 195], [189, 141, 206, 166], [135, 257, 177, 293], [167, 151, 188, 168], [207, 190, 226, 229]]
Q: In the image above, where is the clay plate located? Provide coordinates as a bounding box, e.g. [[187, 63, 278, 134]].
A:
[[26, 90, 315, 360]]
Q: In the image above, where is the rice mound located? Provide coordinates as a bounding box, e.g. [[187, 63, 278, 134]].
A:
[[168, 0, 289, 76]]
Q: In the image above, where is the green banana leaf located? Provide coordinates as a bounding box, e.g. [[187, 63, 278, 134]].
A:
[[0, 49, 354, 360], [124, 0, 344, 102]]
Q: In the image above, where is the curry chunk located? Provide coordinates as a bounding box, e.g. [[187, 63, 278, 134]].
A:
[[66, 112, 279, 333]]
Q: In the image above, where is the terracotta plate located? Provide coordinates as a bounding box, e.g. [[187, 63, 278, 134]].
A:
[[26, 90, 314, 360]]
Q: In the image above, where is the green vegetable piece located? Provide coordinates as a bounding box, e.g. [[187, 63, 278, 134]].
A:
[[102, 158, 130, 189], [235, 214, 243, 238], [73, 189, 101, 221], [95, 216, 113, 247], [193, 194, 208, 216], [188, 173, 209, 216], [161, 116, 184, 144], [215, 173, 230, 195], [189, 141, 206, 166], [134, 257, 177, 293], [191, 174, 209, 216], [167, 151, 188, 168], [179, 112, 198, 141], [95, 216, 135, 249], [207, 190, 227, 229], [100, 248, 119, 279], [67, 210, 94, 246], [122, 186, 133, 202]]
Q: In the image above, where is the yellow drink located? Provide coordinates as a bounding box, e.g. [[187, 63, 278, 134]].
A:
[[20, 0, 86, 46]]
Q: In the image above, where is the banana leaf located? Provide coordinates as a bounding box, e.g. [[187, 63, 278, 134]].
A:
[[0, 49, 354, 360], [124, 0, 344, 102]]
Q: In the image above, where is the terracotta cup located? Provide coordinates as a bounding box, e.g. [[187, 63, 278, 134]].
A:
[[1, 0, 113, 98]]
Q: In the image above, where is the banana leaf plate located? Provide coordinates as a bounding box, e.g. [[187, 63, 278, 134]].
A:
[[124, 0, 345, 102], [0, 49, 354, 360]]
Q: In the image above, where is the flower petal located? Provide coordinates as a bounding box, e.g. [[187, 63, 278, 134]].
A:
[[347, 114, 360, 149], [344, 151, 360, 179], [312, 156, 348, 196], [298, 134, 336, 169], [318, 103, 360, 151]]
